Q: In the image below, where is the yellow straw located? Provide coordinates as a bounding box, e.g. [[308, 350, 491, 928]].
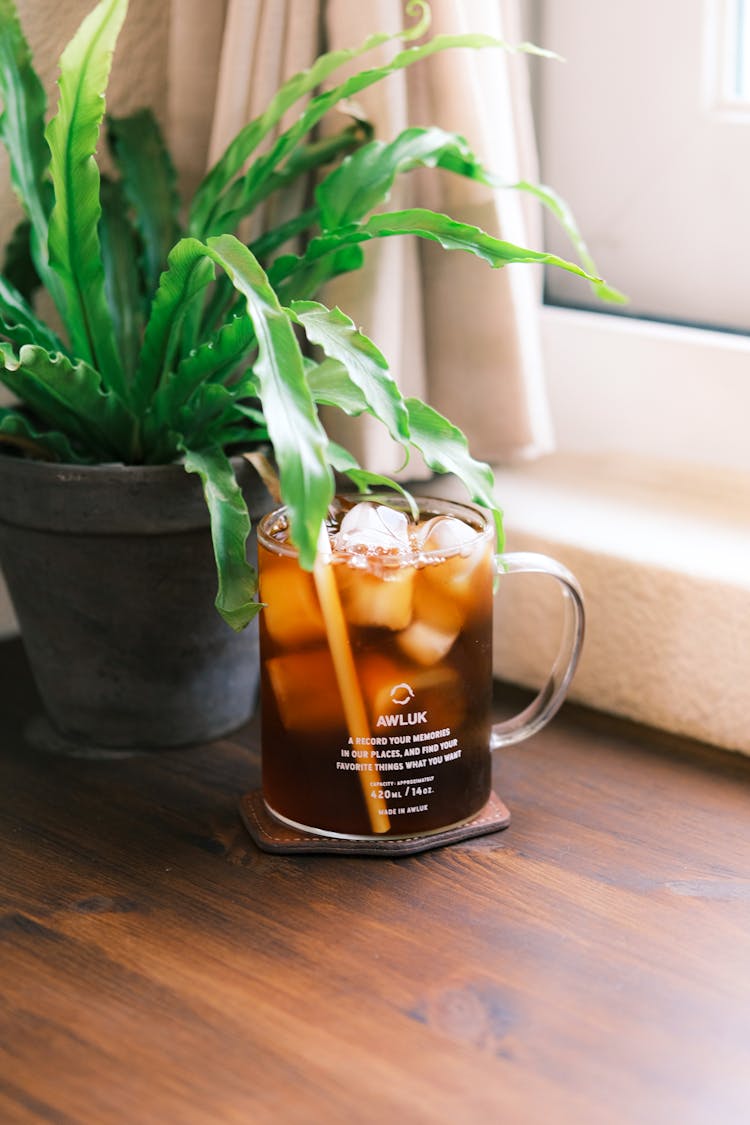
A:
[[313, 524, 390, 834]]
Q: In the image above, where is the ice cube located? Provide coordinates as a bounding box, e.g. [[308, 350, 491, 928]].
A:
[[419, 533, 493, 614], [415, 514, 477, 553], [404, 536, 492, 661], [411, 570, 466, 635], [359, 656, 466, 731], [336, 501, 410, 553], [396, 618, 459, 667], [335, 561, 415, 630], [265, 648, 342, 733], [260, 555, 326, 648]]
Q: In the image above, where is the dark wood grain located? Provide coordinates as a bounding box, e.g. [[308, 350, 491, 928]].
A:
[[1, 638, 748, 1124]]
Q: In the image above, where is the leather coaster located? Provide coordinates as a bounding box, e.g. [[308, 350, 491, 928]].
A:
[[239, 789, 510, 857]]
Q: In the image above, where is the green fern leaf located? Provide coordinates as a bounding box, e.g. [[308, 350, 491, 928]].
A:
[[45, 0, 127, 390], [0, 342, 136, 461], [0, 0, 57, 297], [107, 108, 181, 296], [0, 405, 92, 462], [0, 273, 66, 353]]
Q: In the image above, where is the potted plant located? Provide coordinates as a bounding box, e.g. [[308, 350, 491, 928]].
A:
[[0, 0, 617, 754]]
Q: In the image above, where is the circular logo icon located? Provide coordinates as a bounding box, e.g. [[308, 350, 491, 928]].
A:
[[390, 682, 415, 706]]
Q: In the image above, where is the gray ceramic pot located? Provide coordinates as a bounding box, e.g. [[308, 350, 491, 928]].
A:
[[0, 454, 271, 755]]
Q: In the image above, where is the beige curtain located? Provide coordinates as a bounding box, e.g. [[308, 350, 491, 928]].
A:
[[168, 0, 554, 475]]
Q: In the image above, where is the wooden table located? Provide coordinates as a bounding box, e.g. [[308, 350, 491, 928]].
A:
[[1, 638, 749, 1125]]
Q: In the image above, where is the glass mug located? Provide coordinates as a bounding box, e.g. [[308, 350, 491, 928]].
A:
[[257, 495, 584, 840]]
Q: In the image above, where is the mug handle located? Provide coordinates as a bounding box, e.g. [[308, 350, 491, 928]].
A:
[[490, 552, 585, 750]]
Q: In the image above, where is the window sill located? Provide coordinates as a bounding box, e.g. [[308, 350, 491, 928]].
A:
[[433, 452, 750, 756], [3, 451, 745, 755]]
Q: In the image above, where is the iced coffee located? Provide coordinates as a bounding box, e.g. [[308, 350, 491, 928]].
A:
[[258, 496, 496, 838]]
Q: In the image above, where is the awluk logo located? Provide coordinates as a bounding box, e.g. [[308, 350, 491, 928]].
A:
[[376, 683, 427, 727]]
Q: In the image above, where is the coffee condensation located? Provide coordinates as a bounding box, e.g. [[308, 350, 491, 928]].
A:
[[258, 496, 496, 839]]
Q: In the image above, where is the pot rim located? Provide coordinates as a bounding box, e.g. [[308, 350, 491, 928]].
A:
[[0, 452, 271, 534], [0, 454, 230, 476]]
